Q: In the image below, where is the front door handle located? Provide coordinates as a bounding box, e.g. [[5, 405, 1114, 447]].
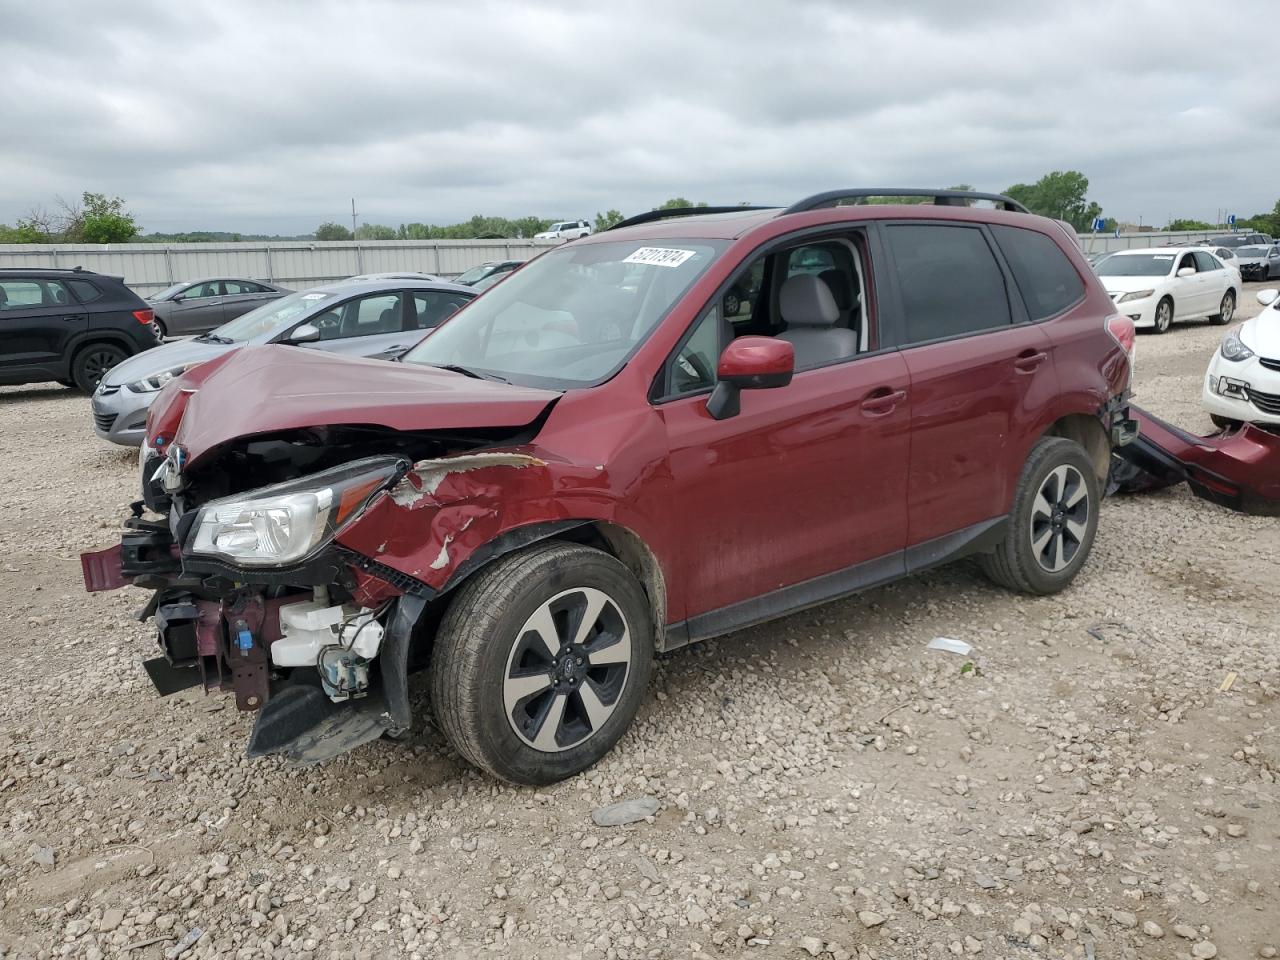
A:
[[861, 387, 907, 416], [62, 315, 85, 322], [1014, 350, 1048, 373]]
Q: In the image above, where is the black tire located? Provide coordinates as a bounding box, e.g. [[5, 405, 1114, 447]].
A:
[[979, 437, 1100, 596], [430, 541, 653, 785], [1210, 290, 1235, 325], [71, 343, 127, 393], [57, 379, 75, 388], [1152, 297, 1173, 334], [1210, 414, 1241, 430]]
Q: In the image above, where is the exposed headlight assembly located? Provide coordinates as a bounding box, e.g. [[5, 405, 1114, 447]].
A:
[[188, 457, 405, 567], [1116, 289, 1155, 303], [1220, 330, 1255, 362], [128, 364, 198, 393]]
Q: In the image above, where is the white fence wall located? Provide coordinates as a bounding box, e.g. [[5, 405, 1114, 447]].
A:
[[0, 228, 1249, 294], [0, 239, 557, 294]]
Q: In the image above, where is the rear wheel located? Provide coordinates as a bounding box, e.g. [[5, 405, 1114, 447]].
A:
[[1210, 290, 1235, 325], [430, 542, 653, 785], [1210, 414, 1241, 430], [153, 318, 168, 340], [71, 343, 127, 393], [1152, 297, 1173, 334], [979, 437, 1100, 595]]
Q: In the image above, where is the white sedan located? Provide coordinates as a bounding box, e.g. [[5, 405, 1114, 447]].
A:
[[1093, 247, 1239, 333], [1202, 288, 1280, 427]]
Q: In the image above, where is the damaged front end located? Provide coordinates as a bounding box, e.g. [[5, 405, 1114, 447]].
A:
[[81, 426, 559, 765], [1110, 403, 1280, 516]]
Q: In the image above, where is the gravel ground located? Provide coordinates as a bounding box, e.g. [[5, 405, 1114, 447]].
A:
[[1, 287, 1277, 960]]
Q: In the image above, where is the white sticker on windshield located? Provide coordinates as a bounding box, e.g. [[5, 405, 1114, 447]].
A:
[[302, 292, 329, 300], [623, 247, 697, 268], [1153, 255, 1174, 260]]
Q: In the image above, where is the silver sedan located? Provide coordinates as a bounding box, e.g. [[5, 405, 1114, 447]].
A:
[[92, 278, 474, 446], [147, 278, 291, 338]]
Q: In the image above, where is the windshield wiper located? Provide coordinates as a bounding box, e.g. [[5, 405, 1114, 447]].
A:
[[194, 333, 234, 344], [432, 363, 507, 383]]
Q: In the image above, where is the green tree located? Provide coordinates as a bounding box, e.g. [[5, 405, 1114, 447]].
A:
[[315, 222, 353, 241], [594, 210, 624, 231], [355, 223, 397, 240], [79, 192, 138, 243], [1238, 200, 1280, 237], [1165, 218, 1213, 231], [1003, 171, 1101, 231], [655, 197, 708, 210]]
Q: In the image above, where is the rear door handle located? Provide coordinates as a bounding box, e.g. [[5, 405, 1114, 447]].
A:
[[1014, 350, 1048, 373], [861, 387, 907, 416]]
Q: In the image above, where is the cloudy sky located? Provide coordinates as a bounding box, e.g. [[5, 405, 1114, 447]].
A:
[[1, 0, 1275, 234]]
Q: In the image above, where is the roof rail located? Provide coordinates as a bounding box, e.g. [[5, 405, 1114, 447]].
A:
[[608, 205, 776, 231], [0, 265, 88, 273], [783, 189, 1030, 215]]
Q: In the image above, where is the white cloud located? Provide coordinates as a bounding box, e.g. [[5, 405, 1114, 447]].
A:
[[0, 0, 1274, 232]]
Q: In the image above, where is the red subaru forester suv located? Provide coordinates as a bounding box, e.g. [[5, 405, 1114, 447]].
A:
[[83, 189, 1136, 784]]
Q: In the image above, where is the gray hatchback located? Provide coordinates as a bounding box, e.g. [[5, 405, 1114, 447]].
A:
[[92, 278, 474, 446], [147, 278, 291, 338]]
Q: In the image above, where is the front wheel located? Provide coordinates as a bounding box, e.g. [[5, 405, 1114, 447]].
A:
[[979, 437, 1100, 595], [430, 542, 653, 785], [1210, 414, 1241, 430], [1152, 297, 1173, 334], [1210, 291, 1235, 325]]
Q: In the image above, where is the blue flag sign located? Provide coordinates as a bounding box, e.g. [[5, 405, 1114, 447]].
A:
[[1227, 214, 1236, 227], [1092, 218, 1106, 232]]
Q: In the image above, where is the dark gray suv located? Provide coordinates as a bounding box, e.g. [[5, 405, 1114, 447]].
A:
[[0, 267, 159, 392]]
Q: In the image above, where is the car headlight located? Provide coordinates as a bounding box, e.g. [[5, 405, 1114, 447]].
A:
[[128, 364, 196, 393], [1220, 330, 1255, 362], [1117, 289, 1155, 303], [188, 457, 405, 567]]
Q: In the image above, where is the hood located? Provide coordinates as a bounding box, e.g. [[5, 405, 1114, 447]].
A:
[[533, 231, 555, 238], [1099, 275, 1166, 294], [102, 338, 232, 387], [174, 344, 560, 465], [1241, 306, 1280, 359]]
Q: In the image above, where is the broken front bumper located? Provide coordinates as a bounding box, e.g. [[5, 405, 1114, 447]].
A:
[[1110, 404, 1280, 515], [80, 509, 432, 764]]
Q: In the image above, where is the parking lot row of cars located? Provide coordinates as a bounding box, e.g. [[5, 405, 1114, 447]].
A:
[[0, 258, 526, 410]]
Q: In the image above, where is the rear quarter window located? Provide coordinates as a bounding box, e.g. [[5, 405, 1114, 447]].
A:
[[990, 225, 1086, 321], [67, 279, 102, 303]]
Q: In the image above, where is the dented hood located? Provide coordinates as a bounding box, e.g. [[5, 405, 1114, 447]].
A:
[[173, 345, 560, 464]]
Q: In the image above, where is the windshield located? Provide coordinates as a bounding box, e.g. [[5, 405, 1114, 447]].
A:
[[211, 290, 333, 342], [1237, 247, 1269, 257], [1212, 236, 1248, 247], [402, 238, 727, 388], [149, 283, 188, 301], [453, 264, 495, 285], [1095, 253, 1177, 277]]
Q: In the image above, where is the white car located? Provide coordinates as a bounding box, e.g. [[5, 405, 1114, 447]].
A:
[[1202, 288, 1280, 427], [1093, 247, 1239, 333], [535, 220, 592, 241]]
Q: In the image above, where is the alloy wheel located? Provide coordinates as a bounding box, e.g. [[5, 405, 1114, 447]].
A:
[[82, 350, 121, 386], [1220, 294, 1234, 324], [1155, 301, 1172, 332], [503, 587, 633, 752], [1029, 464, 1090, 573]]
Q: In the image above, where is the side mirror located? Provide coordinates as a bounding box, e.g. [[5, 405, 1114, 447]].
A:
[[1176, 267, 1196, 278], [288, 322, 321, 344], [706, 336, 795, 421], [1258, 289, 1279, 306]]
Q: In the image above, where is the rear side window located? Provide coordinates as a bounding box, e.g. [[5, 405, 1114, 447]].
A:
[[886, 224, 1011, 344], [67, 279, 102, 303], [991, 225, 1086, 321], [1194, 251, 1221, 272]]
